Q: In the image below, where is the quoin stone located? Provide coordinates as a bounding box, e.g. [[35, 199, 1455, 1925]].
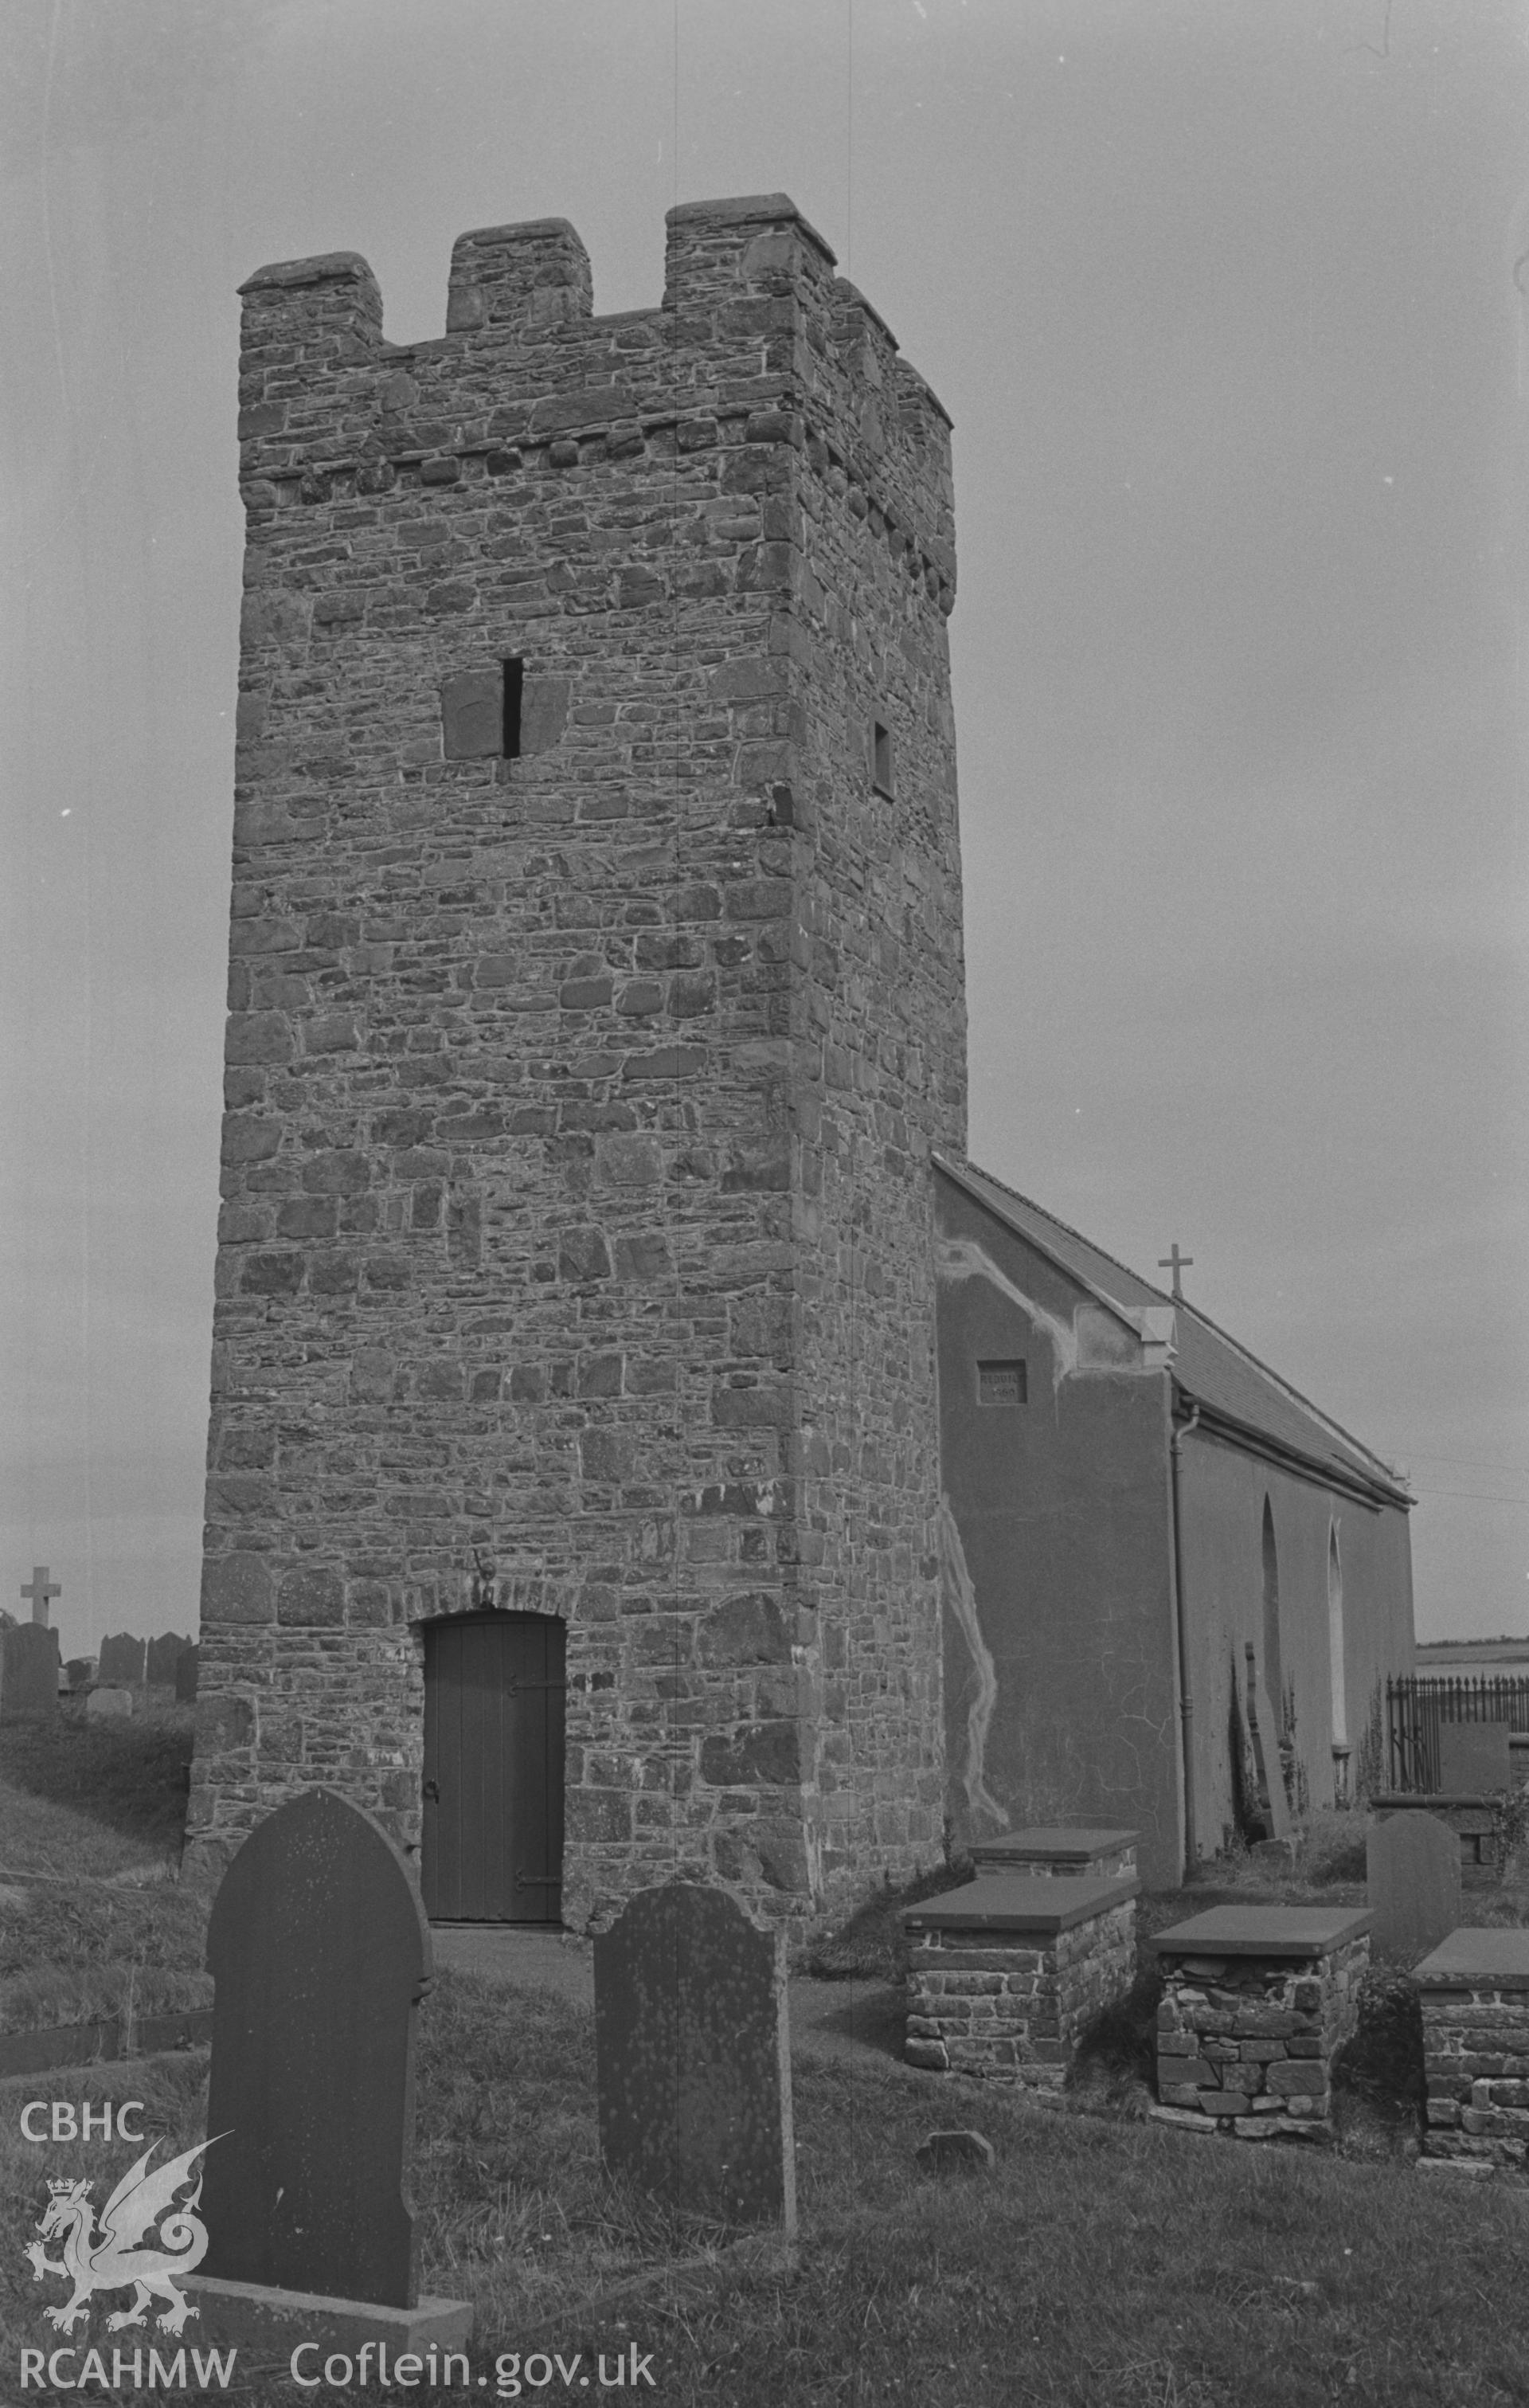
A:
[[186, 193, 965, 1932], [1366, 1811, 1461, 1967], [593, 1881, 796, 2231]]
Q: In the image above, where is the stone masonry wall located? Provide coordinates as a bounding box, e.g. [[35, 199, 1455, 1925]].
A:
[[188, 195, 966, 1929], [1153, 1936, 1369, 2139], [905, 1899, 1137, 2089], [1421, 1987, 1529, 2172]]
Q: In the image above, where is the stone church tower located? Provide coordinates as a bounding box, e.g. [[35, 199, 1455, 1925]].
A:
[[187, 194, 966, 1929]]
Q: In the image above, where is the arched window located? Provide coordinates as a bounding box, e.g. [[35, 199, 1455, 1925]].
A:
[[1328, 1521, 1347, 1748], [1261, 1497, 1283, 1737]]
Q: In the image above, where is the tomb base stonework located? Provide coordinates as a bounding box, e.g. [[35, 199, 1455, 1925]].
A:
[[970, 1827, 1138, 1882], [903, 1874, 1138, 2088], [1152, 1907, 1371, 2140], [1414, 1928, 1529, 2176]]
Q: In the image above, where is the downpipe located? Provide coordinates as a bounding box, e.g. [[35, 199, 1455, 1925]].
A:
[[1169, 1404, 1202, 1878]]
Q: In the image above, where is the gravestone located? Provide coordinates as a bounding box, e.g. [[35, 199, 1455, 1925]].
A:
[[1, 1624, 59, 1720], [1367, 1811, 1461, 1965], [98, 1631, 147, 1687], [64, 1657, 96, 1691], [175, 1644, 200, 1702], [198, 1787, 433, 2308], [594, 1881, 796, 2232], [915, 2129, 995, 2173], [86, 1687, 133, 1721], [147, 1631, 190, 1686], [1437, 1721, 1511, 1795]]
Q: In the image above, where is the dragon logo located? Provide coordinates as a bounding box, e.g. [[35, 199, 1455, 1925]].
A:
[[26, 2137, 219, 2336]]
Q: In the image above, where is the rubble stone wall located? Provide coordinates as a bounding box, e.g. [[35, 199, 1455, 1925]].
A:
[[1421, 1984, 1529, 2171], [1153, 1935, 1369, 2139], [904, 1899, 1137, 2089], [188, 195, 966, 1928]]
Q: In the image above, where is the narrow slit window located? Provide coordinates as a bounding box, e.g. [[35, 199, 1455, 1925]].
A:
[[502, 657, 525, 758], [872, 721, 894, 797], [977, 1359, 1027, 1406]]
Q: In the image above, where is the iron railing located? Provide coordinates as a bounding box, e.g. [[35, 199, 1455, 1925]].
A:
[[1386, 1674, 1529, 1794]]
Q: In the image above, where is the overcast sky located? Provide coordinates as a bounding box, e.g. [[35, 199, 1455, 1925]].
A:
[[3, 0, 1526, 1654]]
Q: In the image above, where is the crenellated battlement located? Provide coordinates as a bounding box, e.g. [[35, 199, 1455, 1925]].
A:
[[195, 192, 966, 1935], [236, 194, 955, 613]]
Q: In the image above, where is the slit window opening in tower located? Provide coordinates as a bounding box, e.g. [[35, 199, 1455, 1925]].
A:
[[872, 721, 894, 797], [502, 657, 524, 758]]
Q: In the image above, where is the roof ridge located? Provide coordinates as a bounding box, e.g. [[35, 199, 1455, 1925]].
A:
[[1174, 1294, 1406, 1487], [948, 1153, 1172, 1302], [947, 1153, 1408, 1496]]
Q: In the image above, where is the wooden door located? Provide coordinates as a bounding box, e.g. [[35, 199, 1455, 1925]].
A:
[[421, 1613, 565, 1923]]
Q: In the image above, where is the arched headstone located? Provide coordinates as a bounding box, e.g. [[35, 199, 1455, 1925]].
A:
[[147, 1631, 190, 1686], [593, 1881, 795, 2232], [200, 1787, 432, 2308], [98, 1632, 147, 1687], [1367, 1812, 1461, 1966]]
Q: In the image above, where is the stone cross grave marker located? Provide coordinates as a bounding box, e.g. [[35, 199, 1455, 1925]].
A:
[[594, 1880, 796, 2234], [20, 1564, 60, 1624], [97, 1631, 147, 1686], [1437, 1720, 1511, 1795], [2, 1623, 59, 1720], [199, 1787, 433, 2307], [1367, 1811, 1461, 1966]]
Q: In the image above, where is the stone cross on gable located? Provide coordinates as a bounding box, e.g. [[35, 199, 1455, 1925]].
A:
[[19, 1566, 60, 1628], [1157, 1243, 1194, 1300]]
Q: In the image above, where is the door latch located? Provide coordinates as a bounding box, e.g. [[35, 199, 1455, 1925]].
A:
[[422, 1779, 440, 1803]]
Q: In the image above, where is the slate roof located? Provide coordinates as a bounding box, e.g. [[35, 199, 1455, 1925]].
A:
[[935, 1155, 1411, 1510]]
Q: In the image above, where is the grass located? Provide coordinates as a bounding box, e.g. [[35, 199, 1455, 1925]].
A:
[[417, 1976, 1529, 2407], [0, 1703, 209, 2033], [6, 1971, 1526, 2406], [0, 1699, 195, 1880], [3, 1725, 1528, 2402], [800, 1857, 973, 1982]]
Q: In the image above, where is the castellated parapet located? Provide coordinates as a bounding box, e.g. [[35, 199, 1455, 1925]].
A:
[[189, 194, 967, 1930]]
